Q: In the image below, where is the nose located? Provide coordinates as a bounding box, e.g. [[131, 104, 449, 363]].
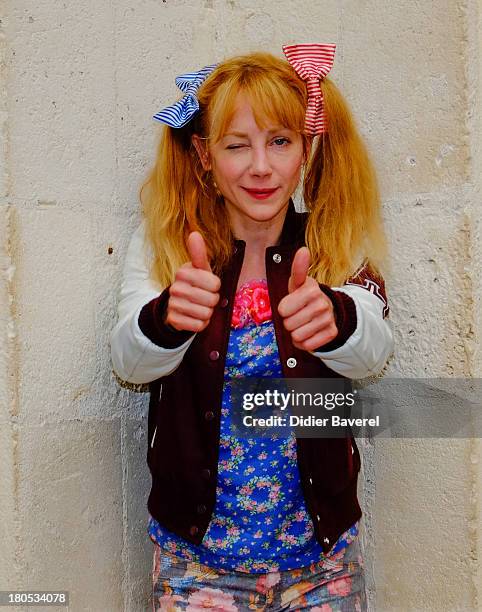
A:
[[249, 146, 272, 177]]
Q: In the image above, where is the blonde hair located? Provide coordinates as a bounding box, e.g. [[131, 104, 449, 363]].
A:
[[140, 50, 389, 287]]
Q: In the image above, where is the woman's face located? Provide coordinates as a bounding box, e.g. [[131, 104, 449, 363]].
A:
[[192, 93, 305, 230]]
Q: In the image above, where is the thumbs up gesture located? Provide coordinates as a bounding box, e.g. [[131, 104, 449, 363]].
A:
[[277, 247, 338, 351], [164, 232, 221, 333]]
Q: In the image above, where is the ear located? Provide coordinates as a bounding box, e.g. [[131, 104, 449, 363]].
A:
[[191, 134, 211, 171]]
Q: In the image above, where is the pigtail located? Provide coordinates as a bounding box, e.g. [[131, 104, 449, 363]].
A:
[[303, 77, 389, 287], [140, 120, 232, 287], [139, 126, 192, 288]]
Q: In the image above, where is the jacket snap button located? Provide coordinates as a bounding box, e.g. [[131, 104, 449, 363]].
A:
[[309, 477, 313, 484], [204, 411, 214, 420], [351, 446, 355, 455], [220, 297, 228, 308], [323, 536, 330, 544], [209, 350, 220, 361], [272, 253, 282, 263], [189, 525, 199, 536], [197, 504, 207, 514], [202, 468, 211, 479], [287, 357, 297, 368]]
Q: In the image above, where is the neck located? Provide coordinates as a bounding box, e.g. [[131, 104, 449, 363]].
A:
[[227, 202, 289, 252]]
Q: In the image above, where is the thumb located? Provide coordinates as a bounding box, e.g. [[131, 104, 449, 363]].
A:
[[187, 231, 212, 272], [288, 247, 311, 293]]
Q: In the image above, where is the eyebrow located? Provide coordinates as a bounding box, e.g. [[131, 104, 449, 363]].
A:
[[223, 128, 290, 138]]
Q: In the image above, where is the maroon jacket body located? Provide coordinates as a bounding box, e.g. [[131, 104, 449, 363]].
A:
[[134, 199, 390, 554]]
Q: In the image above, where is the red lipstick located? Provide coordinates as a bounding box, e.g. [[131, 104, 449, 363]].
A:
[[242, 187, 279, 200]]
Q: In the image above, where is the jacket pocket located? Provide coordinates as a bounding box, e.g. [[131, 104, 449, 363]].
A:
[[147, 384, 162, 466], [306, 437, 360, 497], [351, 437, 361, 473], [150, 425, 158, 450]]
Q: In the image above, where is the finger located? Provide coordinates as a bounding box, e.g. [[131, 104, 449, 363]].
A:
[[288, 247, 311, 294], [165, 312, 209, 334], [281, 290, 332, 330], [278, 292, 301, 320], [176, 264, 221, 293], [187, 232, 212, 272], [293, 326, 338, 352], [169, 296, 215, 321], [170, 279, 220, 307], [289, 315, 334, 344], [278, 281, 327, 320]]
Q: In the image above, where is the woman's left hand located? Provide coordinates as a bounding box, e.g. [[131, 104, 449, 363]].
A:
[[278, 247, 339, 352]]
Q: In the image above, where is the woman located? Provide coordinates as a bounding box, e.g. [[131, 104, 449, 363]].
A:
[[111, 44, 394, 611]]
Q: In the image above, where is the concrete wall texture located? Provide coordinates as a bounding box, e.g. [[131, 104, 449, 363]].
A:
[[0, 1, 481, 610]]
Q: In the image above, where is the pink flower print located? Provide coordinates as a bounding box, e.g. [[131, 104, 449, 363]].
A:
[[256, 478, 270, 488], [231, 304, 247, 329], [327, 576, 352, 597], [231, 279, 272, 328], [232, 289, 251, 328], [237, 290, 252, 309], [282, 534, 297, 545], [255, 571, 281, 594], [251, 286, 272, 323], [231, 309, 240, 328], [325, 549, 344, 565], [165, 542, 178, 554], [310, 606, 333, 612], [186, 587, 238, 611], [156, 592, 184, 610]]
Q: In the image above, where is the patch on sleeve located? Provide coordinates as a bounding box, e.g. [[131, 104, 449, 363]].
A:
[[344, 261, 390, 318]]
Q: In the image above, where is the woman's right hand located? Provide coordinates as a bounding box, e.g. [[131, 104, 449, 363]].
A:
[[164, 231, 221, 333]]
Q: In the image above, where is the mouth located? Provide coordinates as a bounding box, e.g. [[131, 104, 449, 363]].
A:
[[241, 187, 279, 199]]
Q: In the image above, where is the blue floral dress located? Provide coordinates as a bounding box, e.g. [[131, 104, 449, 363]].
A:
[[148, 278, 358, 573]]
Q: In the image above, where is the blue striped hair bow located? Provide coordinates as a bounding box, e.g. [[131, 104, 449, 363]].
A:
[[153, 63, 219, 128]]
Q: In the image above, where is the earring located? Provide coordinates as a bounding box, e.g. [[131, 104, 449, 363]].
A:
[[208, 170, 222, 198]]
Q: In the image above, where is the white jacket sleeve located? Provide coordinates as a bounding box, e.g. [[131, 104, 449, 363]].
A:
[[311, 266, 394, 379], [110, 222, 196, 384]]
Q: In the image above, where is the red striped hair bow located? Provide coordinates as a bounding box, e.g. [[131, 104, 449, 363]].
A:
[[282, 43, 336, 135]]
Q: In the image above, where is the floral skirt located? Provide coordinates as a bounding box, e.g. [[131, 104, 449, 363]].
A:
[[151, 536, 366, 611]]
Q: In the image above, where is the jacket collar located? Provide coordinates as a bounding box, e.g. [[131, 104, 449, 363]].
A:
[[233, 197, 306, 252]]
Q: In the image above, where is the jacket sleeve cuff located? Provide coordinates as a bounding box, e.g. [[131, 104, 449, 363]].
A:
[[138, 286, 196, 349], [314, 284, 358, 351]]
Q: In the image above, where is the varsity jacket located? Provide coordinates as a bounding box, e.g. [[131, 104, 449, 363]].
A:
[[110, 198, 394, 554]]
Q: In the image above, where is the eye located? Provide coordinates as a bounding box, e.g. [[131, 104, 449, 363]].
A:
[[226, 143, 247, 150], [272, 137, 290, 147]]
